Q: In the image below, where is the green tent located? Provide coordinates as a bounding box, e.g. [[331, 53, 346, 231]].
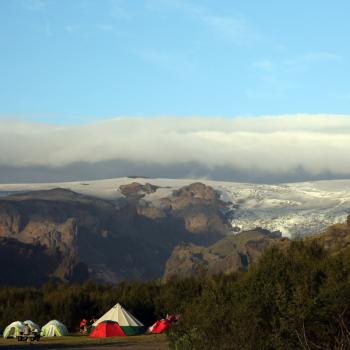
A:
[[41, 320, 68, 337], [3, 321, 25, 338], [92, 303, 145, 336]]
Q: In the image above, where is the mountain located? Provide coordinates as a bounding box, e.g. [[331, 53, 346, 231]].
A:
[[163, 228, 288, 281], [0, 183, 230, 286], [0, 177, 349, 286], [1, 177, 349, 238], [0, 237, 63, 286], [307, 215, 350, 253], [163, 215, 350, 281]]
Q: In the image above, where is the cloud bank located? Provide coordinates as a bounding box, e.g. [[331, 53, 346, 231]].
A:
[[1, 115, 350, 183]]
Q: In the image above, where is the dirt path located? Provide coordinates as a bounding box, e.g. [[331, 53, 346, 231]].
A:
[[0, 335, 170, 350]]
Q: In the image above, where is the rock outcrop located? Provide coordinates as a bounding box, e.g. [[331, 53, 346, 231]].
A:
[[0, 182, 231, 286], [163, 215, 350, 281], [163, 228, 286, 281], [307, 214, 350, 252], [1, 181, 347, 287]]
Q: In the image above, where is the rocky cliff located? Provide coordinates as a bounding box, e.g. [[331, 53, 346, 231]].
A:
[[163, 215, 350, 281], [1, 180, 349, 287], [162, 228, 287, 281], [0, 182, 231, 286]]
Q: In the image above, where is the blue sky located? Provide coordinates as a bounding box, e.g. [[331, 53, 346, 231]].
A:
[[0, 0, 350, 124]]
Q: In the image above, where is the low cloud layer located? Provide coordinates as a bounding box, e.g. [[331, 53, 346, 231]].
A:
[[1, 115, 350, 183]]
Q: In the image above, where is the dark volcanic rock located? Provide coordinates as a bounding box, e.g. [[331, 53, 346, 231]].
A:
[[0, 183, 231, 286], [119, 182, 159, 201], [163, 214, 350, 281], [1, 182, 350, 286], [0, 237, 57, 286], [307, 214, 350, 252], [163, 228, 286, 281]]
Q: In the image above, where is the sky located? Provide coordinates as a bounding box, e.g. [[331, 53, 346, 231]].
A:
[[1, 0, 350, 120], [1, 0, 350, 183]]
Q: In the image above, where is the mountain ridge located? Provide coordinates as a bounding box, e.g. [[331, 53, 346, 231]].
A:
[[0, 182, 230, 285], [1, 176, 349, 237], [0, 177, 349, 286]]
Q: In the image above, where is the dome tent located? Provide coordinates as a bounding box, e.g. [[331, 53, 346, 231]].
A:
[[92, 303, 144, 336], [148, 319, 171, 334], [23, 320, 40, 331], [90, 321, 126, 337], [3, 321, 25, 338], [41, 320, 68, 337]]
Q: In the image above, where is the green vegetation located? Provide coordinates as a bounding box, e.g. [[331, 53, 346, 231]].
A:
[[168, 241, 350, 350], [1, 241, 350, 349], [0, 281, 161, 331]]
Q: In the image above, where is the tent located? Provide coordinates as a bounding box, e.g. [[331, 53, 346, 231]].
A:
[[90, 321, 126, 337], [92, 303, 144, 336], [41, 320, 68, 337], [148, 319, 171, 334], [23, 320, 40, 331], [3, 321, 25, 338]]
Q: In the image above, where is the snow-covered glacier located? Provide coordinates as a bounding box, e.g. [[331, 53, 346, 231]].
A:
[[1, 177, 350, 238], [215, 181, 350, 237]]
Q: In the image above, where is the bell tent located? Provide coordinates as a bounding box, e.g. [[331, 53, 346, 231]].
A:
[[92, 303, 144, 336], [41, 320, 68, 337], [3, 321, 25, 338]]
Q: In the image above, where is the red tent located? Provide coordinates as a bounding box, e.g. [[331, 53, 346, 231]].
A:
[[89, 321, 126, 337], [148, 319, 171, 334]]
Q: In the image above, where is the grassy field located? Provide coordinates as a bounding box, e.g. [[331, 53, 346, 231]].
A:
[[0, 334, 169, 350]]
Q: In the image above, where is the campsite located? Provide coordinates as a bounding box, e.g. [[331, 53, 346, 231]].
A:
[[3, 238, 350, 349], [0, 300, 171, 349], [0, 334, 169, 350]]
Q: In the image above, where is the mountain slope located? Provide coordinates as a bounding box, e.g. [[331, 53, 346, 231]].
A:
[[1, 177, 349, 237], [164, 215, 350, 280], [0, 183, 230, 285], [163, 228, 288, 281], [0, 177, 350, 286]]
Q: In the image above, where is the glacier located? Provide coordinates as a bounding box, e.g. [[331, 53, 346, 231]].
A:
[[0, 177, 350, 238]]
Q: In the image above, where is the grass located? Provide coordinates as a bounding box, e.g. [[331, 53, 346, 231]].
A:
[[0, 334, 169, 349]]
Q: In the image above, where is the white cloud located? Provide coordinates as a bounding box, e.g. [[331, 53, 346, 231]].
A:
[[145, 0, 257, 45], [254, 52, 341, 74], [285, 52, 341, 67], [19, 0, 52, 36], [253, 59, 273, 71], [65, 24, 80, 33], [109, 0, 131, 19], [200, 15, 257, 44], [1, 115, 350, 179], [135, 48, 194, 73], [20, 0, 48, 12], [96, 24, 115, 32]]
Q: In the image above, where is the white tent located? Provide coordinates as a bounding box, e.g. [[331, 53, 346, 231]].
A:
[[93, 303, 144, 336], [23, 320, 40, 331], [3, 321, 25, 338], [41, 320, 68, 337]]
